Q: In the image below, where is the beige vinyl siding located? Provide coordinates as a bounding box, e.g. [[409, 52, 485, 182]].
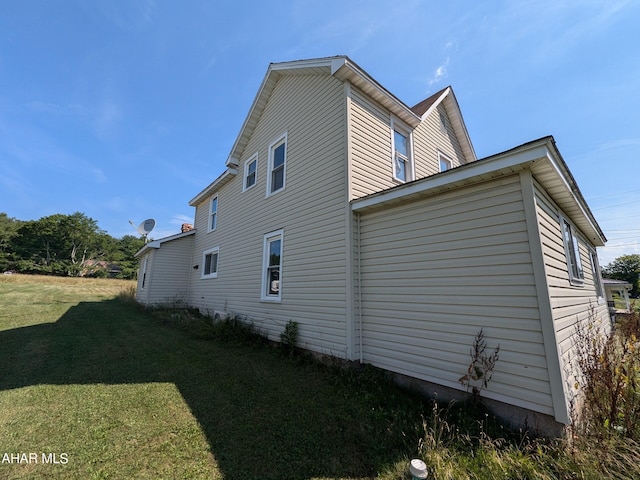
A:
[[349, 88, 396, 199], [349, 90, 470, 201], [138, 236, 194, 306], [413, 104, 466, 178], [358, 174, 555, 415], [189, 73, 350, 357], [534, 183, 610, 379]]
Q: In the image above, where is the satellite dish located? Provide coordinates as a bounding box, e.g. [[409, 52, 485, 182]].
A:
[[129, 218, 156, 242]]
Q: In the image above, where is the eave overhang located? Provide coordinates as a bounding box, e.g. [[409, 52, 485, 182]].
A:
[[188, 168, 238, 207], [134, 229, 196, 258]]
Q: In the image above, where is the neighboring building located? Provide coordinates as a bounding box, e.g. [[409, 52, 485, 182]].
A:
[[135, 56, 608, 434], [603, 278, 633, 315]]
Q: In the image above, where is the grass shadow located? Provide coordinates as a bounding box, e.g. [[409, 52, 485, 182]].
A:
[[0, 299, 419, 479]]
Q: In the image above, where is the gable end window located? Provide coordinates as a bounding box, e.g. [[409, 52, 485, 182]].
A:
[[208, 196, 218, 232], [392, 126, 412, 182], [267, 134, 287, 196], [561, 218, 584, 284], [438, 151, 452, 172], [201, 247, 219, 279], [244, 154, 257, 191], [261, 230, 283, 302]]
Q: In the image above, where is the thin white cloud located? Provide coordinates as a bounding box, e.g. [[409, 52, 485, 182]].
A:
[[80, 0, 157, 31], [483, 0, 636, 64], [91, 100, 123, 140], [171, 213, 195, 227], [429, 57, 450, 86]]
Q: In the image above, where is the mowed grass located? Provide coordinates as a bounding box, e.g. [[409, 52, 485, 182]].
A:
[[0, 275, 422, 479], [4, 275, 640, 480]]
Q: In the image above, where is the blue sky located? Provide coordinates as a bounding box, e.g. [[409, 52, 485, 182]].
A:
[[1, 0, 638, 265]]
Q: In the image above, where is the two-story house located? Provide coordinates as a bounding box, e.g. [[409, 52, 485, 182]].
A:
[[135, 56, 608, 434]]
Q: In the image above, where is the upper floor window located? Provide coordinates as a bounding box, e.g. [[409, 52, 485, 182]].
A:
[[261, 230, 283, 302], [244, 154, 257, 191], [267, 133, 287, 196], [392, 127, 412, 182], [561, 218, 584, 284], [208, 196, 218, 232], [439, 151, 452, 172], [201, 247, 219, 279]]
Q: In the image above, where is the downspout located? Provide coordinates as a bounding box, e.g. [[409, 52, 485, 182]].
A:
[[355, 211, 363, 364]]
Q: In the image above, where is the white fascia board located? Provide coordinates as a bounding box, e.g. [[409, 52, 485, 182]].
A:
[[134, 229, 196, 258], [543, 143, 606, 245], [270, 56, 341, 72], [418, 87, 451, 120], [352, 139, 550, 212], [189, 168, 238, 206]]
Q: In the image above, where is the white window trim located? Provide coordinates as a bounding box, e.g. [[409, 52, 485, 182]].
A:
[[261, 229, 283, 302], [438, 150, 453, 172], [560, 217, 584, 285], [590, 249, 605, 303], [141, 256, 148, 288], [208, 196, 218, 233], [391, 118, 413, 183], [243, 153, 258, 192], [266, 133, 287, 197], [201, 247, 219, 279]]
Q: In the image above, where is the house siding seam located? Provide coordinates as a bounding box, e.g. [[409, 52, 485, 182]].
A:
[[188, 73, 351, 357], [358, 174, 554, 416]]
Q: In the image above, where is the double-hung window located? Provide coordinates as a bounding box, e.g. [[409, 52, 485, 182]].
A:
[[208, 196, 218, 232], [141, 256, 148, 288], [590, 250, 604, 299], [561, 218, 584, 284], [438, 151, 452, 172], [244, 154, 257, 191], [261, 230, 283, 301], [202, 247, 219, 279], [392, 129, 410, 182], [267, 134, 287, 196], [391, 119, 412, 183]]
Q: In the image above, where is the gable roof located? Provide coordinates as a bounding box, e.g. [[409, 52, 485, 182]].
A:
[[411, 86, 476, 163], [352, 136, 606, 247], [224, 55, 476, 167], [134, 229, 196, 258]]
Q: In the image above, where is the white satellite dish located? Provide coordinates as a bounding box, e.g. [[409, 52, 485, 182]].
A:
[[129, 218, 156, 242]]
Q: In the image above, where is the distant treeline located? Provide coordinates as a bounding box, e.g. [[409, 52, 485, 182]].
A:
[[0, 212, 145, 279]]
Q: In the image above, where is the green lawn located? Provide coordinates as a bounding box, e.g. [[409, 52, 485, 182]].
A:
[[0, 275, 420, 479], [3, 275, 640, 480]]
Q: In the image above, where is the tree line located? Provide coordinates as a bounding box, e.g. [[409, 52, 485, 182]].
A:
[[0, 212, 145, 279]]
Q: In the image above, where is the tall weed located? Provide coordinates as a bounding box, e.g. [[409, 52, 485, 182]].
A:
[[572, 304, 640, 440]]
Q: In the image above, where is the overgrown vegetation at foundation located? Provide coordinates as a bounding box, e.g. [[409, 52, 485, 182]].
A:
[[570, 303, 640, 442], [3, 275, 640, 479]]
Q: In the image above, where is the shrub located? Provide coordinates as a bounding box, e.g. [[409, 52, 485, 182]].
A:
[[280, 320, 299, 355], [572, 304, 640, 440]]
